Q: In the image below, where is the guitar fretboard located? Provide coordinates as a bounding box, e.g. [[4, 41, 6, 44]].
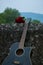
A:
[[19, 22, 28, 49]]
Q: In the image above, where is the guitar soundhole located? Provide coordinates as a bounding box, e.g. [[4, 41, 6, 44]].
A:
[[16, 49, 24, 56]]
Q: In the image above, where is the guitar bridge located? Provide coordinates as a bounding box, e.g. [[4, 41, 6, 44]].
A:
[[13, 61, 20, 65]]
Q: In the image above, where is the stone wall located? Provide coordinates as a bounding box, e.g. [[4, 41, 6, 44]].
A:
[[0, 23, 43, 65]]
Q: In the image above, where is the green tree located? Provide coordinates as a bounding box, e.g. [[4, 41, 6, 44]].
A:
[[32, 19, 40, 24], [0, 13, 6, 24], [0, 8, 20, 24]]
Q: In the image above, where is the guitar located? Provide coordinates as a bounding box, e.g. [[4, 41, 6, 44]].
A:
[[2, 18, 32, 65]]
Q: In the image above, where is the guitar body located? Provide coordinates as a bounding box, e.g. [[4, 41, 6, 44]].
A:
[[2, 43, 32, 65]]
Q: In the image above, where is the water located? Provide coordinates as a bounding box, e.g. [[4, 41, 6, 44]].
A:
[[20, 12, 43, 23]]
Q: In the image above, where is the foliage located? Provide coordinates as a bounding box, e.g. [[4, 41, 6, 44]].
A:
[[0, 8, 20, 24], [32, 19, 40, 24]]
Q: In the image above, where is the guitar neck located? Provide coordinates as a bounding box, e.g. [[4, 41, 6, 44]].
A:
[[19, 22, 28, 49]]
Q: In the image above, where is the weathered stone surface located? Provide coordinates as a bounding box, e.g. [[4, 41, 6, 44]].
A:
[[0, 23, 43, 65]]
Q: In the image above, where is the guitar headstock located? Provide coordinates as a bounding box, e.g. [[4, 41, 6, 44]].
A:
[[25, 18, 31, 23]]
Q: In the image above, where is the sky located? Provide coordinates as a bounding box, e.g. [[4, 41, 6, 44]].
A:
[[0, 0, 43, 14]]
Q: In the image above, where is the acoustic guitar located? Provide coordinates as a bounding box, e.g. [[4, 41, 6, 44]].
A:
[[2, 18, 32, 65]]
